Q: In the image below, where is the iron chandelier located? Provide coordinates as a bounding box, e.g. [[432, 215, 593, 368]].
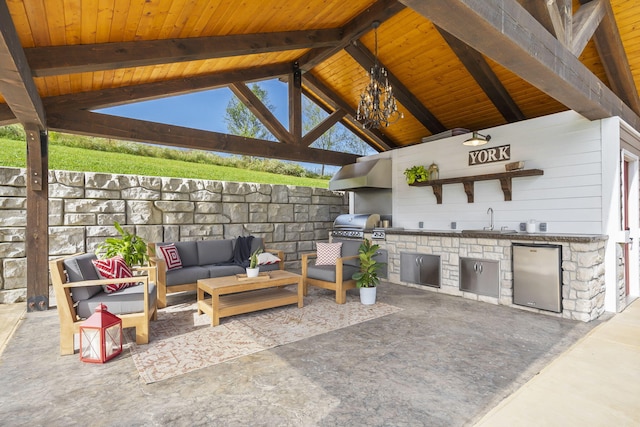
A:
[[356, 21, 403, 129]]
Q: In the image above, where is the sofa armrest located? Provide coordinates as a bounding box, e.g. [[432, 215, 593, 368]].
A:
[[148, 255, 169, 308], [62, 275, 149, 289], [134, 265, 157, 283], [265, 248, 285, 270], [301, 252, 317, 261], [337, 255, 359, 263]]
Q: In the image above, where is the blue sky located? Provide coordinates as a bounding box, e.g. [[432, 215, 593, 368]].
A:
[[99, 79, 290, 134]]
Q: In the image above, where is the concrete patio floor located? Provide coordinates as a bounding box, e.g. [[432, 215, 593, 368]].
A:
[[0, 282, 638, 426]]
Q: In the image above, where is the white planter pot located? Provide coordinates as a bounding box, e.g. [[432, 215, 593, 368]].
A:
[[359, 287, 377, 305], [246, 267, 260, 278]]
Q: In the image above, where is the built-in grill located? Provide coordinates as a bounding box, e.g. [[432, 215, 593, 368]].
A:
[[331, 214, 380, 239]]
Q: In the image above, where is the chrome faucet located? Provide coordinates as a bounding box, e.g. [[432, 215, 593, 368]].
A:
[[486, 207, 494, 230]]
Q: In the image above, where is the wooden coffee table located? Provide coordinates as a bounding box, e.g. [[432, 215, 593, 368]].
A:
[[197, 270, 303, 326]]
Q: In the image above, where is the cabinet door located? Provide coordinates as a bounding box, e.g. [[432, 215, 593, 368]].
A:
[[400, 253, 440, 288], [460, 258, 499, 297]]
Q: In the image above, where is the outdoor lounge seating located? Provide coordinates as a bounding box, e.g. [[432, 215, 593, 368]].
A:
[[49, 253, 158, 356], [148, 237, 284, 308], [301, 239, 362, 304]]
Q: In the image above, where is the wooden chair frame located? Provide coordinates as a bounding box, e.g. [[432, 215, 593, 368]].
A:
[[49, 255, 158, 356], [301, 252, 358, 304]]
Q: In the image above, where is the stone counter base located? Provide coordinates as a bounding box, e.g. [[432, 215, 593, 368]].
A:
[[380, 233, 606, 322]]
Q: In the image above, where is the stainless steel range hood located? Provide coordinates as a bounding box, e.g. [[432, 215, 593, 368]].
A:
[[329, 159, 391, 191]]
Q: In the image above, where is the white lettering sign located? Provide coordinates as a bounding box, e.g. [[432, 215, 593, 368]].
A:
[[468, 145, 511, 165]]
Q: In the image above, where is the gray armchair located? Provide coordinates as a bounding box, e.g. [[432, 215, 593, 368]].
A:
[[301, 239, 362, 304]]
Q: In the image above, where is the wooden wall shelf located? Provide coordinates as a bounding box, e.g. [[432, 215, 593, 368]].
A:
[[409, 169, 544, 204]]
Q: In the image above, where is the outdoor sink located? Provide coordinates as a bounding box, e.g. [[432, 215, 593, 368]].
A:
[[461, 229, 519, 234]]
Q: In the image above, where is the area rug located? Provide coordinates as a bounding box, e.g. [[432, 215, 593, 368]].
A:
[[125, 289, 402, 383]]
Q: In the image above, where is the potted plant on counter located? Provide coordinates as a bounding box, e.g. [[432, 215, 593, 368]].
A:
[[352, 239, 384, 305], [246, 248, 263, 277]]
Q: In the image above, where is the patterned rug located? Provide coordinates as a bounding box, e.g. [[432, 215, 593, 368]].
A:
[[125, 288, 402, 383]]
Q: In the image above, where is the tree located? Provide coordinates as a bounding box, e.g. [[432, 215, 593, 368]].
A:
[[224, 84, 275, 141], [303, 97, 374, 175]]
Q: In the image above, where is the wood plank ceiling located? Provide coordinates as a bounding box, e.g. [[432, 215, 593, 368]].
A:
[[2, 0, 640, 167]]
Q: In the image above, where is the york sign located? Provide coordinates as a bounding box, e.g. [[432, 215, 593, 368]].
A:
[[468, 144, 510, 166]]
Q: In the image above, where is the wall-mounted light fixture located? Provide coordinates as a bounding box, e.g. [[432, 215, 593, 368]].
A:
[[463, 132, 491, 147]]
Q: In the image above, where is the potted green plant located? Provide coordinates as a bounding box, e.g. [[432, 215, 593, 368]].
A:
[[95, 222, 149, 267], [352, 239, 384, 305], [404, 165, 429, 184], [246, 248, 263, 277]]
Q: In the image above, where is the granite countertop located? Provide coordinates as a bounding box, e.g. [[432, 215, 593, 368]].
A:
[[385, 228, 607, 243]]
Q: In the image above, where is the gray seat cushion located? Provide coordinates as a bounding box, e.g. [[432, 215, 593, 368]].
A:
[[197, 240, 234, 265], [165, 266, 210, 287], [76, 282, 157, 319], [63, 253, 102, 302], [306, 263, 359, 283], [206, 265, 245, 278]]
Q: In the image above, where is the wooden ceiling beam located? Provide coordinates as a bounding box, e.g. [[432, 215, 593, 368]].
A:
[[0, 1, 45, 129], [546, 0, 572, 47], [400, 0, 640, 130], [346, 40, 447, 134], [302, 85, 383, 152], [579, 0, 640, 115], [570, 0, 605, 56], [301, 109, 347, 147], [436, 27, 525, 122], [0, 104, 17, 125], [298, 0, 406, 72], [517, 0, 556, 36], [43, 63, 292, 111], [47, 110, 359, 166], [26, 29, 343, 77], [229, 82, 293, 144], [302, 72, 396, 151]]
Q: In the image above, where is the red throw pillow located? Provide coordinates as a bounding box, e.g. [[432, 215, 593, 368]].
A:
[[92, 256, 136, 293], [315, 242, 342, 266], [158, 244, 183, 270]]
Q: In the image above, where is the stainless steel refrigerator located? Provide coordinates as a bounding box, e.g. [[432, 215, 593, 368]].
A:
[[512, 243, 562, 313]]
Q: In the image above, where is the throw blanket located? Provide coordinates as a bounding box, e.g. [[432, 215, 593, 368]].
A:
[[232, 236, 254, 268]]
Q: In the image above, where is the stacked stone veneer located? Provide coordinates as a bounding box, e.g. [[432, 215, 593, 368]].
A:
[[381, 234, 606, 322], [0, 167, 348, 303]]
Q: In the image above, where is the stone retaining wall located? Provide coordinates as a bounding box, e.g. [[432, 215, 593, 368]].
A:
[[0, 167, 348, 303]]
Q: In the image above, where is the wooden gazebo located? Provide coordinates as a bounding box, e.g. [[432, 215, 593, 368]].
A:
[[1, 0, 639, 310]]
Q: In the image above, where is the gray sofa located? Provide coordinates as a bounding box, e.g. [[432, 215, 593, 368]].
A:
[[148, 237, 284, 308]]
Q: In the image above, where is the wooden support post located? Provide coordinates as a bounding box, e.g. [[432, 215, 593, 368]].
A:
[[288, 63, 302, 144], [25, 126, 49, 311]]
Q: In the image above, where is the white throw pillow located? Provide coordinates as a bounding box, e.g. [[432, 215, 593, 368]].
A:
[[257, 252, 281, 265], [315, 242, 342, 266]]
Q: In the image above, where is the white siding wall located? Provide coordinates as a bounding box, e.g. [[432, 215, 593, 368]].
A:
[[390, 111, 604, 234]]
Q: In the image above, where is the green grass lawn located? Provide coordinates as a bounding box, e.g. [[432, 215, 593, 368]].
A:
[[0, 138, 329, 188]]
